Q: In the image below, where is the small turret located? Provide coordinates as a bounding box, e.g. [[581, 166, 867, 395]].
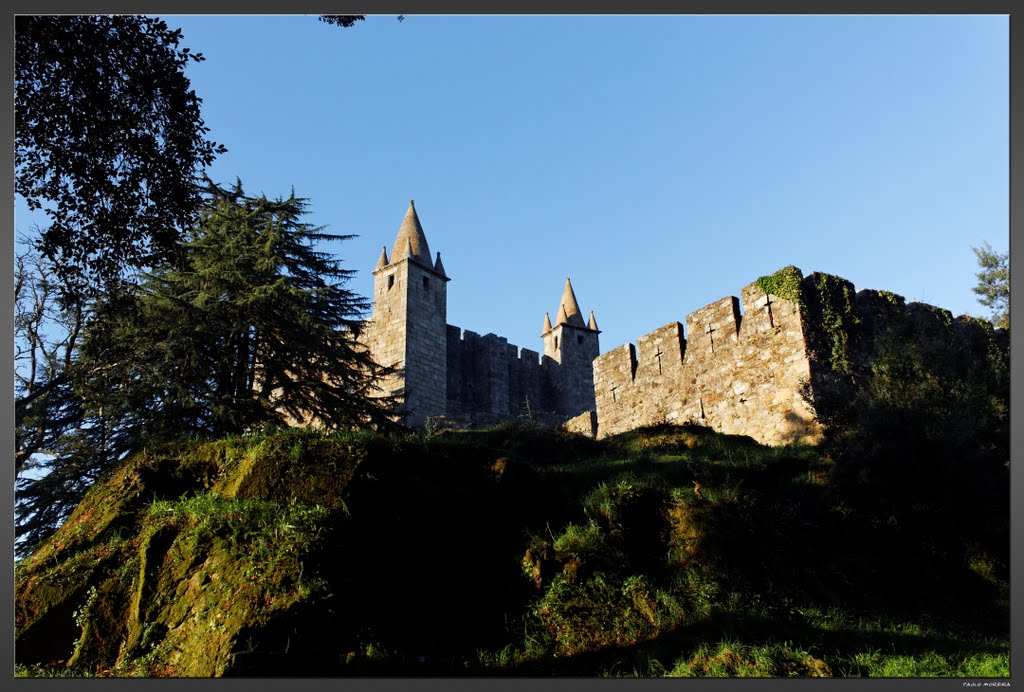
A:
[[540, 276, 600, 418], [375, 245, 389, 270], [543, 276, 600, 355], [555, 302, 569, 326], [433, 251, 447, 278]]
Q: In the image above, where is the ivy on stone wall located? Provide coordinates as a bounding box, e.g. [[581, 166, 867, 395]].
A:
[[755, 266, 804, 308], [875, 290, 904, 307], [754, 266, 860, 375], [812, 274, 860, 374]]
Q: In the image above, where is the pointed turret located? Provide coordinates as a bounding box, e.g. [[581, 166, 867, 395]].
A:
[[367, 199, 450, 429], [542, 312, 552, 335], [555, 302, 569, 326], [390, 199, 432, 266], [558, 277, 586, 328], [540, 277, 600, 416]]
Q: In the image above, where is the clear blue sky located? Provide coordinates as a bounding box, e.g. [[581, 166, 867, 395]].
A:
[[24, 14, 1010, 356]]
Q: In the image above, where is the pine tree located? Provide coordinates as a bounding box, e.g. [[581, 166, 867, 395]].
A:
[[16, 180, 397, 554], [79, 179, 398, 436], [971, 242, 1009, 330]]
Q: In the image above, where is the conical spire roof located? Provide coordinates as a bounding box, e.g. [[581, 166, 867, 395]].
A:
[[555, 302, 569, 326], [558, 277, 587, 328], [390, 200, 432, 266], [375, 245, 389, 271], [542, 312, 552, 335], [433, 251, 447, 278], [588, 310, 599, 332]]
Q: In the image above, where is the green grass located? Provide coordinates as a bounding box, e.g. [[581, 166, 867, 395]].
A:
[[665, 641, 832, 677], [469, 423, 1007, 678], [843, 650, 1009, 678], [16, 423, 1009, 678], [16, 663, 95, 678]]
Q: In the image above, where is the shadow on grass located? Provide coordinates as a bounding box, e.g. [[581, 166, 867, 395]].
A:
[[316, 421, 1009, 678]]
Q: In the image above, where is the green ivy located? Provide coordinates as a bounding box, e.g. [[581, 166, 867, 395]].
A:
[[876, 290, 904, 307], [755, 266, 804, 307], [813, 274, 860, 374]]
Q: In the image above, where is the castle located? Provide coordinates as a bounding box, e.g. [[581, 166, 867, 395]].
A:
[[592, 276, 820, 446], [591, 267, 1002, 446], [365, 203, 1001, 447], [364, 201, 600, 428]]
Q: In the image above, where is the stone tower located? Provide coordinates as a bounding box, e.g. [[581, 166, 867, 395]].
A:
[[367, 200, 450, 426], [542, 278, 601, 417]]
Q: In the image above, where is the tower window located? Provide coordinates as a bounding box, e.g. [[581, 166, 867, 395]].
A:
[[577, 335, 584, 345], [387, 275, 395, 291], [554, 336, 559, 349], [423, 276, 429, 290]]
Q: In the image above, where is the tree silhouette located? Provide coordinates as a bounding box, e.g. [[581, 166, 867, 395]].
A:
[[16, 15, 225, 295]]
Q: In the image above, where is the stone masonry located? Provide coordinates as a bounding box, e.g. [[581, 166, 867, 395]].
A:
[[365, 201, 599, 428], [593, 266, 1002, 446], [594, 278, 818, 445]]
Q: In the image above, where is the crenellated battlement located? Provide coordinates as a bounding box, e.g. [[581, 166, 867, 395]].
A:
[[445, 326, 549, 369], [444, 319, 591, 428], [592, 265, 992, 445], [594, 270, 817, 444]]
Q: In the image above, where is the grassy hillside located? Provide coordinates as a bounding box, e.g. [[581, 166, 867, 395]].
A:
[[15, 423, 1008, 678]]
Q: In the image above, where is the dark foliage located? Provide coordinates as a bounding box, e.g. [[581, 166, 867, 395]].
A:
[[319, 15, 365, 28], [819, 313, 1009, 567], [16, 181, 398, 555], [14, 246, 85, 474], [318, 16, 404, 27], [79, 178, 400, 433], [14, 245, 123, 552], [15, 418, 128, 556], [15, 15, 225, 293], [15, 425, 1008, 677]]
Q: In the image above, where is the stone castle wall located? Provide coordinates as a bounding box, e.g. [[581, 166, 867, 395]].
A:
[[444, 326, 593, 428], [592, 266, 1003, 446], [563, 410, 598, 437], [594, 276, 819, 445]]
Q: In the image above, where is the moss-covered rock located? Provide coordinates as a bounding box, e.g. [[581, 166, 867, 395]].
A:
[[14, 426, 552, 675], [110, 496, 332, 676], [212, 429, 363, 509], [15, 430, 361, 676]]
